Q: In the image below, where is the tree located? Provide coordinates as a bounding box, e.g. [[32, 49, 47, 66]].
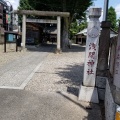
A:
[[19, 0, 33, 10], [107, 6, 117, 30], [116, 17, 120, 30], [69, 17, 87, 39], [19, 0, 92, 23]]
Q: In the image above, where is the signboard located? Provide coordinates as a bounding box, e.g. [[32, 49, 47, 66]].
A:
[[6, 14, 8, 23], [6, 14, 11, 24], [6, 34, 16, 42], [8, 14, 11, 24], [26, 19, 57, 24]]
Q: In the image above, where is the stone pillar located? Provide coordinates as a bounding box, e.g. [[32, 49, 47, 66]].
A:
[[96, 21, 111, 100], [55, 16, 61, 53], [78, 8, 101, 103], [22, 14, 26, 50], [113, 24, 120, 105]]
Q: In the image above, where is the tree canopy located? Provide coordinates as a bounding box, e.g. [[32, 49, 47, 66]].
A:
[[19, 0, 93, 41], [19, 0, 92, 23], [107, 6, 117, 30], [70, 17, 87, 39]]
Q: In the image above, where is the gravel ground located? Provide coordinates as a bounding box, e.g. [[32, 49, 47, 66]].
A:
[[0, 44, 102, 120], [0, 51, 31, 68], [25, 44, 86, 96]]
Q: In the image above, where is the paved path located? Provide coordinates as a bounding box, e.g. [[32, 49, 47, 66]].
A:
[[0, 44, 102, 120], [0, 45, 53, 89]]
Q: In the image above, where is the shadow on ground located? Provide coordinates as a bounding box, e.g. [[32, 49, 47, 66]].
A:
[[26, 43, 86, 53], [26, 44, 56, 53], [62, 45, 85, 53], [0, 89, 102, 120], [55, 64, 84, 96], [57, 91, 102, 120]]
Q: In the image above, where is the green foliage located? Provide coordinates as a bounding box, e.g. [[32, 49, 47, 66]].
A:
[[18, 0, 33, 10], [69, 21, 79, 36], [69, 18, 87, 39], [19, 0, 92, 22], [116, 17, 120, 30], [107, 6, 117, 30]]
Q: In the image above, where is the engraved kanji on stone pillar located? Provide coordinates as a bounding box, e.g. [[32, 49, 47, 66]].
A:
[[83, 8, 101, 87], [79, 8, 101, 103]]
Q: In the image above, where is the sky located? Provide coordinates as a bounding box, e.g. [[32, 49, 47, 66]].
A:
[[93, 0, 120, 19], [6, 0, 120, 19]]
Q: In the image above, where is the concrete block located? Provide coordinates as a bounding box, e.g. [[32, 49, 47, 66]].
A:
[[105, 80, 116, 120], [115, 87, 120, 105], [78, 85, 99, 103], [96, 76, 107, 88], [98, 88, 105, 100]]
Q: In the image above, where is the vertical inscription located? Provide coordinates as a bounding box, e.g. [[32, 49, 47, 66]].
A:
[[83, 8, 101, 87]]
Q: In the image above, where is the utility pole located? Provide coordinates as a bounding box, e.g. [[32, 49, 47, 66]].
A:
[[103, 0, 109, 21]]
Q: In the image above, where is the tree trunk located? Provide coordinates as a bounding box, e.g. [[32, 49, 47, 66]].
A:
[[61, 0, 69, 49], [61, 17, 69, 49]]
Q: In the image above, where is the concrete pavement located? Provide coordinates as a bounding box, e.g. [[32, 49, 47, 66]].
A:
[[0, 44, 102, 120], [0, 89, 102, 120]]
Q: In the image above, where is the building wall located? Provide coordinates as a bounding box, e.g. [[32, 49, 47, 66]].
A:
[[0, 0, 13, 31]]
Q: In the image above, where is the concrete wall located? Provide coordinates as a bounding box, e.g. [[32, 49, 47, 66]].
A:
[[105, 79, 117, 120], [96, 76, 107, 100], [104, 39, 118, 119]]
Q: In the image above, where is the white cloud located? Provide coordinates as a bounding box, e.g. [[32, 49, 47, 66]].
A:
[[7, 0, 19, 10], [115, 4, 120, 19]]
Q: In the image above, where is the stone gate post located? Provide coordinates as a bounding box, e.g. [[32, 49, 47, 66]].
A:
[[56, 16, 61, 53], [78, 8, 101, 103], [22, 14, 26, 50]]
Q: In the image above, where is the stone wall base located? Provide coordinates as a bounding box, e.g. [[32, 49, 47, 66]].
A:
[[78, 85, 99, 103], [96, 76, 107, 100]]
